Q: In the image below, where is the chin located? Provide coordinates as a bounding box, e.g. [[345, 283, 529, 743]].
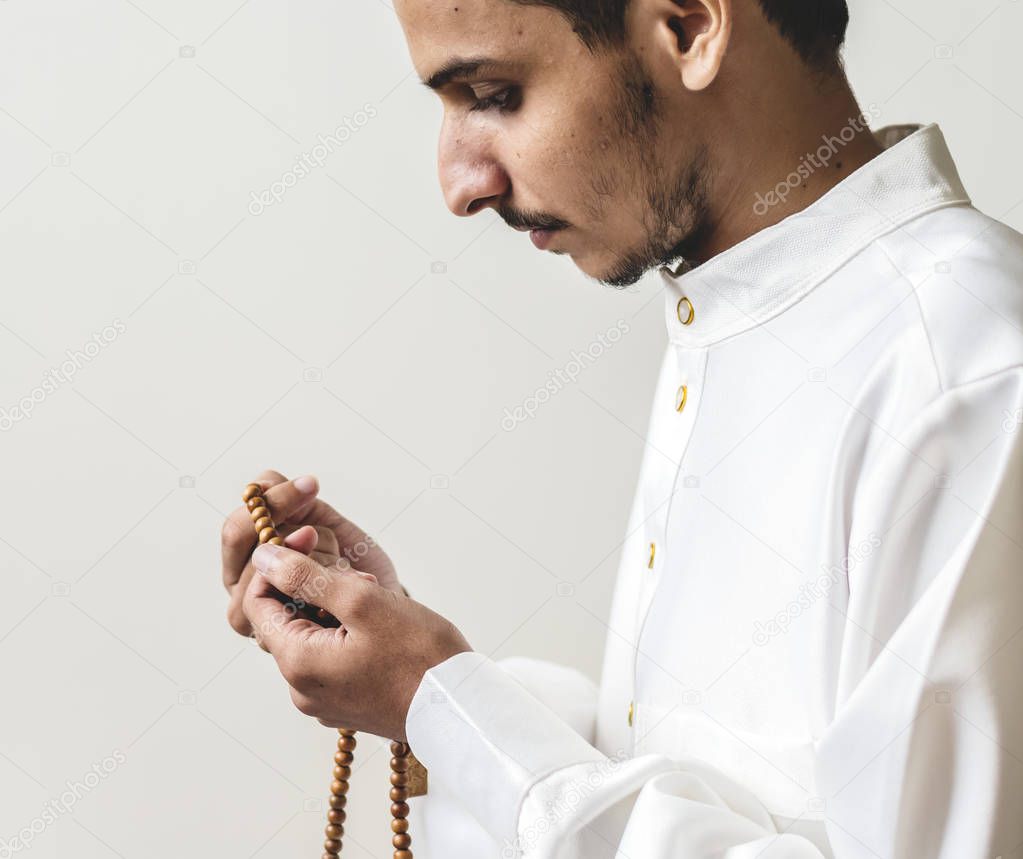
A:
[[570, 248, 613, 279]]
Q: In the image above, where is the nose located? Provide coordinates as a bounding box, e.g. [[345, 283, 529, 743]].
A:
[[437, 121, 509, 217]]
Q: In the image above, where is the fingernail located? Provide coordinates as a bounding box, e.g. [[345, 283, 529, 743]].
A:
[[252, 542, 283, 570], [293, 474, 318, 494]]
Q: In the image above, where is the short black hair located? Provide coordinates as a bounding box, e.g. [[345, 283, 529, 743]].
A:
[[507, 0, 850, 70]]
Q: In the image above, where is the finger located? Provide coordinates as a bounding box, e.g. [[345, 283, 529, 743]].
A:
[[310, 550, 339, 568], [312, 525, 339, 556], [221, 473, 320, 589], [226, 520, 302, 612], [243, 567, 322, 654], [252, 543, 372, 622], [227, 524, 336, 637], [303, 506, 394, 581], [283, 525, 319, 556], [226, 592, 252, 637], [283, 525, 339, 558], [221, 470, 290, 589]]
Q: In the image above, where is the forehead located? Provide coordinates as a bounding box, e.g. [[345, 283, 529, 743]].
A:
[[395, 0, 572, 75]]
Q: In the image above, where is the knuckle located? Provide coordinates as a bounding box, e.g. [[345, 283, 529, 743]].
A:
[[287, 664, 314, 691], [226, 603, 251, 636], [257, 469, 287, 486], [221, 515, 245, 550], [314, 526, 339, 553], [289, 688, 317, 716], [344, 582, 373, 618], [280, 556, 316, 596]]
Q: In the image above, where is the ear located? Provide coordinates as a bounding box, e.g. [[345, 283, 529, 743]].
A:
[[648, 0, 731, 91]]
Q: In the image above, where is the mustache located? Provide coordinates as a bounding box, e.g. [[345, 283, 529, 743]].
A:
[[497, 205, 570, 232]]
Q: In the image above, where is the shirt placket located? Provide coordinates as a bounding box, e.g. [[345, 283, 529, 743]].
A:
[[625, 281, 708, 750]]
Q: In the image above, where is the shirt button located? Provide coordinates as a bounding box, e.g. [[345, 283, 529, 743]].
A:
[[677, 296, 695, 325], [648, 542, 656, 569], [676, 384, 688, 412], [627, 701, 635, 727]]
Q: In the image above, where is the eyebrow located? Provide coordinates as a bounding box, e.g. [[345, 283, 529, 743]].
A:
[[421, 57, 505, 91]]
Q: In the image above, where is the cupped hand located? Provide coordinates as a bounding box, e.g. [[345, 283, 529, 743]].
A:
[[222, 469, 402, 637], [243, 541, 471, 740]]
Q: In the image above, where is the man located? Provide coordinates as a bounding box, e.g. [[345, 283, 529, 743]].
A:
[[221, 0, 1023, 855]]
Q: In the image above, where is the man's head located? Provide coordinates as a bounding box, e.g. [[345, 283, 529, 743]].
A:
[[396, 0, 851, 287]]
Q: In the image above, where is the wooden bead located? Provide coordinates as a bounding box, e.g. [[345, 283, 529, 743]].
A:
[[243, 483, 432, 859]]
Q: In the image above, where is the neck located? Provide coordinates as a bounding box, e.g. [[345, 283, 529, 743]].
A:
[[688, 77, 885, 265]]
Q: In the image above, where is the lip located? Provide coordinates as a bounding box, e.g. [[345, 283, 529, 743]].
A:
[[529, 228, 559, 250]]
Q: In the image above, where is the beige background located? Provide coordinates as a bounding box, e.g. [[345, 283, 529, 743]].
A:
[[1, 1, 1020, 856]]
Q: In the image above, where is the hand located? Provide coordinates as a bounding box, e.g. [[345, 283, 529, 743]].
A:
[[222, 469, 404, 636], [244, 542, 472, 740]]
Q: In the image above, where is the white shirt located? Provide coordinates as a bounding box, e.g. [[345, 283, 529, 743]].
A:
[[404, 123, 1023, 858]]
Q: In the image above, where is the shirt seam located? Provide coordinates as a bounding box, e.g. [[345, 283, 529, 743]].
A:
[[872, 236, 946, 395], [666, 196, 973, 351]]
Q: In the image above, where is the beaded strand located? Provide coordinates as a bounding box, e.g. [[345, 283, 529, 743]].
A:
[[241, 483, 416, 859]]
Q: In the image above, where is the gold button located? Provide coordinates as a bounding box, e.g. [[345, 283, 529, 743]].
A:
[[676, 296, 695, 325], [675, 384, 688, 413], [648, 542, 656, 569], [627, 701, 635, 727]]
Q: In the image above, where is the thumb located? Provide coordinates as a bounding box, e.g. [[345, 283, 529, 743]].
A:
[[252, 542, 369, 620]]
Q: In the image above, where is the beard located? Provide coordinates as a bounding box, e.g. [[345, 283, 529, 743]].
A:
[[592, 54, 712, 289]]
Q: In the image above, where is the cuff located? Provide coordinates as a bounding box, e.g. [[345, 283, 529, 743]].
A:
[[405, 651, 605, 848]]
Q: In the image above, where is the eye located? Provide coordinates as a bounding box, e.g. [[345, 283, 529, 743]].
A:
[[468, 86, 520, 113]]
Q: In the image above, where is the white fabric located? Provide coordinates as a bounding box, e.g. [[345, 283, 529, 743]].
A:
[[405, 123, 1023, 858]]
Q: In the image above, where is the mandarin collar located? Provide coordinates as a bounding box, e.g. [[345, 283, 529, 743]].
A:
[[658, 123, 971, 348]]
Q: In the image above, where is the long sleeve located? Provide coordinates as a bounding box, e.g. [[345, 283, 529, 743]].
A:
[[814, 366, 1023, 857], [406, 366, 1023, 859]]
